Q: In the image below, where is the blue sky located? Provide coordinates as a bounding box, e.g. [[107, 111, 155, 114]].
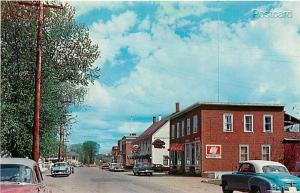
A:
[[67, 1, 300, 153]]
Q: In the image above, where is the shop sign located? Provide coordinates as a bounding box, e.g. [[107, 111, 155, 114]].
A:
[[206, 144, 221, 159]]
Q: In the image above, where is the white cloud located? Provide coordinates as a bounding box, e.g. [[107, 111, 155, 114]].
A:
[[72, 2, 300, 152]]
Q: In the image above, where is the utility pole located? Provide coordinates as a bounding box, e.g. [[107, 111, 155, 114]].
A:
[[14, 1, 63, 162]]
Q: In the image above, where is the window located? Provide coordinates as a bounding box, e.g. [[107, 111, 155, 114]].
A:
[[193, 115, 198, 133], [264, 115, 273, 132], [181, 120, 185, 137], [262, 145, 271, 161], [244, 115, 253, 132], [223, 114, 233, 132], [163, 155, 169, 166], [239, 163, 255, 173], [239, 145, 249, 162], [171, 125, 175, 139], [185, 144, 190, 165], [187, 118, 191, 135], [177, 122, 180, 138]]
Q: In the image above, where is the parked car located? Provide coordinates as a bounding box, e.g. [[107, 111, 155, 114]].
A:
[[101, 163, 110, 170], [51, 162, 71, 177], [109, 163, 125, 172], [0, 157, 52, 193], [133, 162, 153, 176], [221, 160, 300, 193]]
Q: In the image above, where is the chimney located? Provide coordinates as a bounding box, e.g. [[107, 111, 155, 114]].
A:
[[158, 115, 162, 121], [153, 116, 156, 124], [176, 102, 180, 112]]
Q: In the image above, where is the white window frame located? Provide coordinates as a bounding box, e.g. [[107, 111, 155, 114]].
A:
[[171, 125, 175, 139], [244, 114, 254, 132], [187, 118, 191, 135], [177, 122, 180, 138], [223, 113, 233, 132], [239, 144, 249, 162], [263, 115, 273, 132], [193, 115, 198, 133], [261, 144, 271, 161], [181, 120, 185, 137]]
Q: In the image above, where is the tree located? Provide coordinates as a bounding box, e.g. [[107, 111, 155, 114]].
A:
[[82, 141, 100, 164], [1, 1, 100, 158]]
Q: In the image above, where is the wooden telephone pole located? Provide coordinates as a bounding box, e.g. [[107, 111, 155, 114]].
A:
[[15, 1, 63, 162]]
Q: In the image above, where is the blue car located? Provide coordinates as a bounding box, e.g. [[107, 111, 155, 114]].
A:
[[221, 160, 300, 193]]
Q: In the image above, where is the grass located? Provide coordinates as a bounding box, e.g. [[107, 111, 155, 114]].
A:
[[202, 179, 222, 186]]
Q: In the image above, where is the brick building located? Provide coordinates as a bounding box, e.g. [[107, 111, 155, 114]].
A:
[[169, 102, 288, 178], [118, 133, 138, 168], [111, 146, 119, 163]]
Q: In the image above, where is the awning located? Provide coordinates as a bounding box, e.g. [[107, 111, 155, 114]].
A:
[[169, 143, 184, 152], [283, 138, 300, 144], [128, 154, 151, 160]]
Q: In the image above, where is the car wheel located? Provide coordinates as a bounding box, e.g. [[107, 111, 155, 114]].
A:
[[133, 172, 136, 176], [221, 182, 233, 193], [150, 173, 153, 176], [251, 187, 261, 193], [137, 172, 140, 176]]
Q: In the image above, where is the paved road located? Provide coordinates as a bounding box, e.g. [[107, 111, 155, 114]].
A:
[[44, 167, 224, 193]]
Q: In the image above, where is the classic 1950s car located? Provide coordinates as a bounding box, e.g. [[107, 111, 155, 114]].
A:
[[221, 160, 300, 193], [0, 158, 52, 193], [51, 162, 71, 177]]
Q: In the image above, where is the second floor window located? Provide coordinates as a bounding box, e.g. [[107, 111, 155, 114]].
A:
[[187, 118, 191, 135], [223, 113, 233, 132], [244, 115, 253, 132], [264, 115, 273, 132], [193, 115, 198, 133], [181, 120, 185, 137], [171, 125, 175, 139], [177, 122, 180, 138]]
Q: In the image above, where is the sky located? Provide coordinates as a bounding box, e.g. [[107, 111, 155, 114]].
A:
[[66, 1, 300, 153]]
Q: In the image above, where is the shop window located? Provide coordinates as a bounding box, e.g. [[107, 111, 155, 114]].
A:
[[163, 155, 169, 166], [262, 145, 271, 161], [185, 144, 190, 165], [244, 115, 253, 132], [223, 113, 233, 132], [239, 144, 249, 162], [187, 118, 191, 135], [196, 142, 200, 166], [264, 115, 273, 132]]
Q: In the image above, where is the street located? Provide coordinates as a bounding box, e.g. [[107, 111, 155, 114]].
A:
[[44, 167, 224, 193]]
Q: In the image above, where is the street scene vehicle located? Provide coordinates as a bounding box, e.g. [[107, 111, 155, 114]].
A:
[[221, 160, 300, 193], [109, 163, 125, 172], [0, 158, 52, 193], [51, 162, 71, 177], [133, 162, 153, 176], [101, 163, 110, 170]]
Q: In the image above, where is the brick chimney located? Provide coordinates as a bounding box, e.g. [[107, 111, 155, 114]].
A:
[[176, 102, 180, 113], [153, 116, 156, 124]]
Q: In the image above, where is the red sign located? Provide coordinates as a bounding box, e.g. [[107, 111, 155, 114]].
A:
[[206, 145, 222, 159], [169, 143, 184, 152]]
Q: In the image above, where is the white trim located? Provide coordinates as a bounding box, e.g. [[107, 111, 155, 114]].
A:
[[263, 115, 273, 133], [239, 144, 249, 162], [223, 113, 233, 132], [261, 144, 271, 161], [181, 120, 185, 137], [244, 114, 254, 132]]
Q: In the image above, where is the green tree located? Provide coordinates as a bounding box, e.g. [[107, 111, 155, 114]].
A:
[[1, 1, 100, 158], [82, 141, 100, 164]]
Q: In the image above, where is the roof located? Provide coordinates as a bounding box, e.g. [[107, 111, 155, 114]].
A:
[[284, 113, 300, 126], [241, 160, 286, 173], [133, 118, 169, 143], [171, 102, 284, 119], [0, 158, 37, 169]]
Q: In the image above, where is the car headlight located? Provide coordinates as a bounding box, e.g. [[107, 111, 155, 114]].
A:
[[271, 184, 281, 191]]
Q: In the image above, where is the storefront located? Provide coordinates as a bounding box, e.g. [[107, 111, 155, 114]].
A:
[[184, 140, 201, 174]]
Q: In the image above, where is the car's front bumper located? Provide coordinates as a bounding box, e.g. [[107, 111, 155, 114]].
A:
[[265, 190, 300, 193], [51, 170, 69, 175]]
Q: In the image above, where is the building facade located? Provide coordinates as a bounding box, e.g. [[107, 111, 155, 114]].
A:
[[118, 133, 138, 168], [169, 102, 286, 178], [132, 116, 170, 167]]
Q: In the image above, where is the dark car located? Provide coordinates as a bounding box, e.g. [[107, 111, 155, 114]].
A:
[[133, 162, 153, 176], [101, 163, 110, 170], [0, 158, 52, 193], [221, 160, 300, 193]]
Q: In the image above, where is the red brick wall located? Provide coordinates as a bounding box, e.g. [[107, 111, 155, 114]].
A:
[[201, 109, 285, 172]]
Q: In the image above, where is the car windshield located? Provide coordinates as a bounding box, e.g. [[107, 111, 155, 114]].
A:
[[262, 165, 289, 173], [54, 163, 66, 167], [0, 164, 32, 183]]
